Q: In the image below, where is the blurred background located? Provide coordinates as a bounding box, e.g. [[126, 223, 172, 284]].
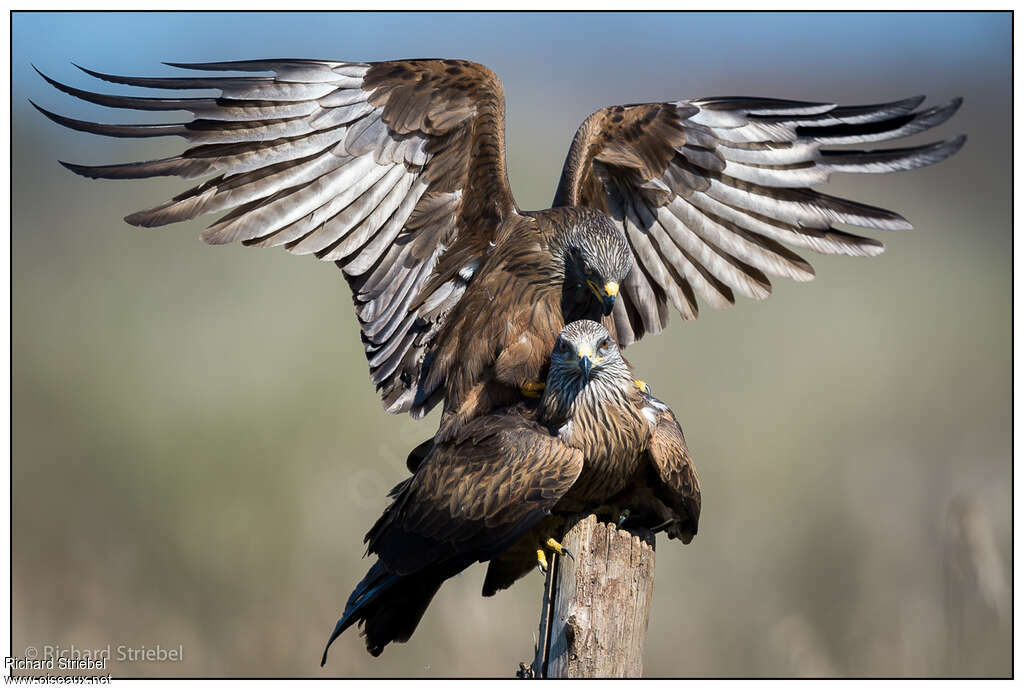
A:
[[12, 11, 1010, 678]]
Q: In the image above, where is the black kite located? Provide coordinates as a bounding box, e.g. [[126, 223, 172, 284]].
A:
[[36, 58, 963, 435], [320, 320, 699, 660]]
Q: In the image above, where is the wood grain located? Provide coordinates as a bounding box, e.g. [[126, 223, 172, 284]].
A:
[[527, 514, 656, 678]]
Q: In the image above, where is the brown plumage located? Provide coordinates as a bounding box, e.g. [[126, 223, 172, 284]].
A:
[[553, 97, 965, 343], [321, 320, 699, 661], [36, 59, 964, 433]]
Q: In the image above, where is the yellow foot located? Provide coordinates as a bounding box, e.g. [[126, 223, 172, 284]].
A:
[[634, 379, 650, 394], [544, 537, 575, 561], [521, 381, 546, 398], [536, 535, 574, 574]]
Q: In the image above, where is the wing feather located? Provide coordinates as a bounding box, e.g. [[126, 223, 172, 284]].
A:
[[643, 395, 701, 544], [555, 96, 963, 345], [39, 58, 519, 417], [365, 410, 584, 575]]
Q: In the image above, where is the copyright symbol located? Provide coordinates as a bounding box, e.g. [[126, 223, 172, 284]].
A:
[[24, 647, 37, 660]]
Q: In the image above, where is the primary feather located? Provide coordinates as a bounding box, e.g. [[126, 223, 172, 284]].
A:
[[37, 59, 964, 419]]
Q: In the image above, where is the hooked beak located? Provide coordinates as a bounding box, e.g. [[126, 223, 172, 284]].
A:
[[575, 345, 596, 378], [578, 355, 593, 378]]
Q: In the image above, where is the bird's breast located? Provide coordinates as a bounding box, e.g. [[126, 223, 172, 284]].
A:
[[560, 394, 649, 503]]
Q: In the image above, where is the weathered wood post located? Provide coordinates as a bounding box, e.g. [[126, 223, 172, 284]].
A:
[[523, 514, 656, 678]]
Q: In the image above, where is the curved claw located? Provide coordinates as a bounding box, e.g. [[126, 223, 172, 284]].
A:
[[543, 536, 571, 558], [538, 536, 572, 573], [536, 548, 549, 574], [616, 508, 632, 529]]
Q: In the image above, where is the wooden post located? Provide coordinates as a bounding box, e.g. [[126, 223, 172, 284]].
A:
[[525, 514, 656, 678]]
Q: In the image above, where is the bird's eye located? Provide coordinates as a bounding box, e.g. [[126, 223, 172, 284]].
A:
[[558, 340, 570, 353], [599, 338, 611, 351]]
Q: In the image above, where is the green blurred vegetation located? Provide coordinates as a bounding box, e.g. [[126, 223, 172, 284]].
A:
[[12, 12, 1009, 678]]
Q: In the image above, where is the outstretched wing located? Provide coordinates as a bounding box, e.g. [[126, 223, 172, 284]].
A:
[[365, 410, 584, 575], [642, 394, 700, 543], [35, 58, 519, 416], [554, 96, 965, 345]]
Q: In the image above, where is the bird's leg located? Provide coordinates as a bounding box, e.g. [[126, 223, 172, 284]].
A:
[[634, 380, 650, 394], [535, 548, 549, 574], [535, 535, 574, 574], [544, 536, 574, 561], [521, 380, 546, 398]]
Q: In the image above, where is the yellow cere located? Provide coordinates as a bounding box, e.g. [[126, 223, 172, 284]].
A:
[[574, 344, 605, 364]]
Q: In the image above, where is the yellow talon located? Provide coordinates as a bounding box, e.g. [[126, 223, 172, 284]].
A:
[[544, 537, 574, 560], [536, 548, 549, 574], [536, 535, 575, 575], [521, 381, 546, 398], [540, 536, 575, 562], [634, 379, 649, 393]]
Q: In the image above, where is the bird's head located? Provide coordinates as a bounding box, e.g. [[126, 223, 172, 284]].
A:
[[541, 320, 633, 424], [558, 211, 632, 318], [548, 320, 630, 387]]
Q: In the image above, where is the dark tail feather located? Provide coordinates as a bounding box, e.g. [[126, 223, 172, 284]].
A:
[[321, 561, 444, 664], [361, 575, 443, 657], [321, 561, 397, 665]]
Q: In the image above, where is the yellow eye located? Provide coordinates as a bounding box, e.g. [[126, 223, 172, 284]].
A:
[[599, 338, 611, 350]]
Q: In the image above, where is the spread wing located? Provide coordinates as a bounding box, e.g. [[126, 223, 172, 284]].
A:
[[34, 58, 519, 416], [365, 411, 584, 576], [643, 394, 701, 543], [554, 96, 965, 345]]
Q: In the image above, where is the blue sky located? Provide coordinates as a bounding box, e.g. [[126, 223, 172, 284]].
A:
[[14, 12, 1008, 209], [12, 10, 1007, 221], [15, 12, 1008, 100]]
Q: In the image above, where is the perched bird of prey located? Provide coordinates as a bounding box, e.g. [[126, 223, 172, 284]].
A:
[[320, 320, 700, 661], [35, 58, 964, 435]]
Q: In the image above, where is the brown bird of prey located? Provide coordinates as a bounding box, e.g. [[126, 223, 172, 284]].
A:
[[320, 320, 700, 661], [35, 59, 963, 436]]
